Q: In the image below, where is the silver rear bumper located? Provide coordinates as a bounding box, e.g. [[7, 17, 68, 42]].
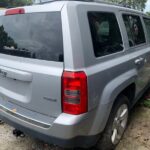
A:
[[0, 104, 100, 148]]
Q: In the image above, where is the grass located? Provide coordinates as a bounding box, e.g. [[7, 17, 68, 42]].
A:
[[143, 99, 150, 108]]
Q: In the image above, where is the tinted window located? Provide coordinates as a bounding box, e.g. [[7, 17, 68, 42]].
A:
[[123, 15, 146, 47], [88, 12, 123, 57], [0, 12, 63, 62], [144, 18, 150, 41]]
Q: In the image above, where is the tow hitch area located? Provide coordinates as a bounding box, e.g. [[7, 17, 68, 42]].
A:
[[0, 119, 4, 125], [13, 129, 25, 138]]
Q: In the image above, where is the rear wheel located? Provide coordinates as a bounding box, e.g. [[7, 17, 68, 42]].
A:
[[96, 95, 129, 150]]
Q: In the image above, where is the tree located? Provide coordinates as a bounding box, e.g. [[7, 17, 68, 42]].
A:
[[105, 0, 147, 11], [0, 0, 32, 8], [146, 12, 150, 16], [0, 26, 18, 49]]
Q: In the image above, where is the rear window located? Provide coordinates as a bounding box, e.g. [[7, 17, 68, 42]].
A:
[[0, 12, 63, 62]]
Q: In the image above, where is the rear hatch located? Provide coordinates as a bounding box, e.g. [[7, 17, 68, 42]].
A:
[[0, 7, 64, 122]]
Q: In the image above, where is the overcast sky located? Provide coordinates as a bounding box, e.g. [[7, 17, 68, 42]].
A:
[[145, 0, 150, 12]]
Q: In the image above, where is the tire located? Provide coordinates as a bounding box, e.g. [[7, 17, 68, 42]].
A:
[[96, 95, 129, 150]]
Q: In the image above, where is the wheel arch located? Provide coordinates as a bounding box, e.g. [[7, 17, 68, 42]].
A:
[[89, 70, 137, 135]]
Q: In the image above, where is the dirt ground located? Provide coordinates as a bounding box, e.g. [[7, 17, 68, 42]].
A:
[[116, 106, 150, 150], [0, 105, 149, 150]]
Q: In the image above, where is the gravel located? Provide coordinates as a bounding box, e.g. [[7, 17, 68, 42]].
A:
[[0, 106, 149, 150]]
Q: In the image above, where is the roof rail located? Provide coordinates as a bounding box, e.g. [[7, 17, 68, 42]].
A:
[[92, 0, 121, 6], [32, 0, 93, 4], [93, 0, 131, 8], [33, 0, 58, 4], [32, 0, 131, 8]]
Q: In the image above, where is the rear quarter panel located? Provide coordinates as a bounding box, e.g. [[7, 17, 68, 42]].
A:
[[64, 3, 144, 134]]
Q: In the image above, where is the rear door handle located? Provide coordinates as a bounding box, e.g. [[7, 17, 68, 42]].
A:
[[134, 58, 144, 65]]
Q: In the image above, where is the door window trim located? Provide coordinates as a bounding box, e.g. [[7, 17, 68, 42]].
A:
[[87, 11, 125, 59], [142, 16, 150, 43]]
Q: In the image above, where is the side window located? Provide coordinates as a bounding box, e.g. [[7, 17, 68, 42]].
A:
[[88, 12, 123, 57], [123, 14, 146, 47], [143, 18, 150, 41]]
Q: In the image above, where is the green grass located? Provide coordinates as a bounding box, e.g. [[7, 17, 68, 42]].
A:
[[143, 99, 150, 108]]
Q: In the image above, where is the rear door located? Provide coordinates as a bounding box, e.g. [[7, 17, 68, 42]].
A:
[[122, 14, 148, 94], [143, 17, 150, 83], [0, 9, 64, 118]]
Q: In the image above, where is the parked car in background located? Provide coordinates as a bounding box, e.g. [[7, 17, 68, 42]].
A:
[[0, 1, 150, 150]]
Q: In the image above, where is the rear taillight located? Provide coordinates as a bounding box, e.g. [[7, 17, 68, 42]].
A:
[[5, 8, 25, 16], [62, 71, 88, 115]]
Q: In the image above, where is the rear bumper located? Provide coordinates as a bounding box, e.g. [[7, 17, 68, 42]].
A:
[[0, 106, 100, 148]]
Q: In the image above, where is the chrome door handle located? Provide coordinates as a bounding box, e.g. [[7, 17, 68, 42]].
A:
[[134, 58, 144, 65]]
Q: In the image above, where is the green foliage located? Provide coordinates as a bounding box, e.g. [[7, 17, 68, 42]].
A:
[[105, 0, 147, 11], [143, 99, 150, 108], [0, 0, 32, 8], [0, 26, 17, 49], [146, 12, 150, 16]]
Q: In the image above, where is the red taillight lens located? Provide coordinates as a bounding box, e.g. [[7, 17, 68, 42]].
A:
[[62, 71, 88, 115], [5, 8, 25, 16]]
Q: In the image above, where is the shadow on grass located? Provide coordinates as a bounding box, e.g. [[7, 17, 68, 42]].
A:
[[138, 88, 150, 108]]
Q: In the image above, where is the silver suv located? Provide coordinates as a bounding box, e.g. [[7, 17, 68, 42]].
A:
[[0, 1, 150, 150]]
